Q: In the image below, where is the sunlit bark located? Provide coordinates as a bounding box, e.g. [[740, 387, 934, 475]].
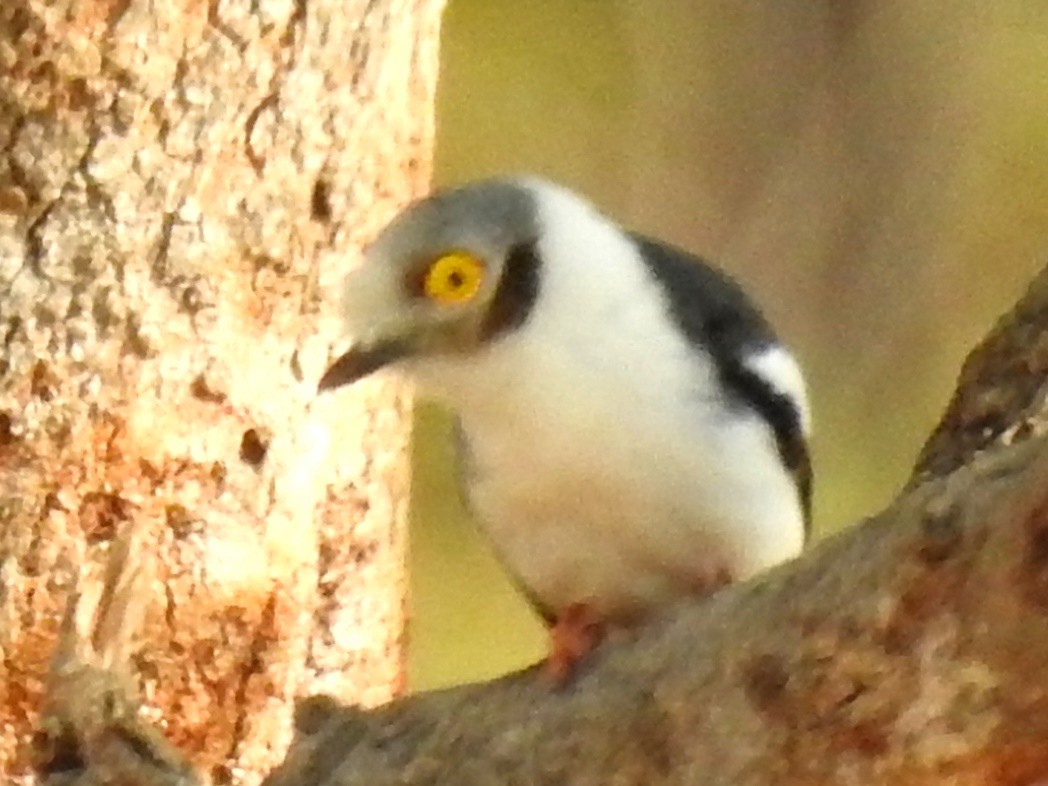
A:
[[0, 0, 445, 782]]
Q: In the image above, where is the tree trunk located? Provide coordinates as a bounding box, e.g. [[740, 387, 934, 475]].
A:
[[258, 260, 1048, 784], [0, 0, 445, 783]]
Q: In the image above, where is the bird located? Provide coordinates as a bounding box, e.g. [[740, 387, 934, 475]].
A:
[[318, 176, 812, 680]]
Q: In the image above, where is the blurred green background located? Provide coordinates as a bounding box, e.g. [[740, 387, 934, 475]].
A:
[[407, 0, 1048, 690]]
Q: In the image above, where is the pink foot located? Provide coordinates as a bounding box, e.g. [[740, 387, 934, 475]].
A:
[[545, 603, 607, 683]]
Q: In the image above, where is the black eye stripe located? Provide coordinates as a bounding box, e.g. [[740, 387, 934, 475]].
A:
[[479, 240, 541, 341]]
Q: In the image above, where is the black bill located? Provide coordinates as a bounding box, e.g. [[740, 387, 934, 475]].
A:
[[317, 339, 409, 392]]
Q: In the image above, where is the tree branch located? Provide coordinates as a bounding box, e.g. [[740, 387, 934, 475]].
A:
[[914, 269, 1048, 485]]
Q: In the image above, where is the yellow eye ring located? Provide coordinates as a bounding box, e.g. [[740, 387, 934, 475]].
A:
[[423, 252, 485, 305]]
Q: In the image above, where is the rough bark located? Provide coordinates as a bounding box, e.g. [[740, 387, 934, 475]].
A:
[[253, 263, 1048, 785], [0, 0, 445, 783], [913, 269, 1048, 485]]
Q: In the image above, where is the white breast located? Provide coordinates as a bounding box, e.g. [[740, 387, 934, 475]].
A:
[[416, 183, 806, 622]]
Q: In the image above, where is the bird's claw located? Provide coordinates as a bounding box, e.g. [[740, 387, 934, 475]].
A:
[[545, 603, 606, 683]]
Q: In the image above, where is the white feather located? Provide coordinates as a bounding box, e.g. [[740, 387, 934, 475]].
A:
[[744, 345, 812, 435], [415, 180, 806, 621]]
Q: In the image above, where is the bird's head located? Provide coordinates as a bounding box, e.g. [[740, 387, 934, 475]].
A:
[[318, 178, 545, 392]]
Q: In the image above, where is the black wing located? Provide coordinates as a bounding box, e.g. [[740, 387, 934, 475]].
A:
[[630, 234, 813, 537]]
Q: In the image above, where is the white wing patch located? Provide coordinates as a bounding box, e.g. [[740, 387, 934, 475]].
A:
[[744, 346, 812, 436]]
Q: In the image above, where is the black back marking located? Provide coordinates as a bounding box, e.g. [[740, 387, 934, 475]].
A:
[[631, 234, 813, 537], [720, 363, 813, 532]]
